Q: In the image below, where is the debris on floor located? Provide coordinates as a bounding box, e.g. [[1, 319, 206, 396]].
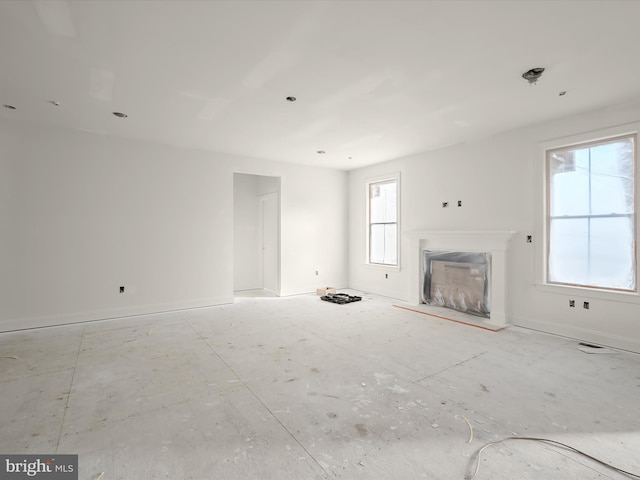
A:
[[577, 342, 618, 354], [320, 293, 362, 304]]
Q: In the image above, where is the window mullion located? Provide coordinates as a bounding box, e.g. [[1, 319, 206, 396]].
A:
[[550, 213, 633, 220]]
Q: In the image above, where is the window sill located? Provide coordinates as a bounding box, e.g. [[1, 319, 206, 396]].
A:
[[534, 283, 640, 304], [366, 262, 402, 272]]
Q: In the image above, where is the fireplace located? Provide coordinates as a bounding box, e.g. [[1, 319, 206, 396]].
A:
[[423, 250, 490, 317], [406, 231, 516, 328]]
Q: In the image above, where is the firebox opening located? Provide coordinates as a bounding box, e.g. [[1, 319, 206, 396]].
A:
[[422, 250, 491, 318]]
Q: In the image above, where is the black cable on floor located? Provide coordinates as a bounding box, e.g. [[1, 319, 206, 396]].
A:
[[467, 436, 640, 480]]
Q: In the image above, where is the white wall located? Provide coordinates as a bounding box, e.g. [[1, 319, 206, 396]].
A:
[[0, 118, 348, 330], [0, 127, 19, 319], [349, 100, 640, 353], [233, 173, 261, 291], [258, 176, 279, 196]]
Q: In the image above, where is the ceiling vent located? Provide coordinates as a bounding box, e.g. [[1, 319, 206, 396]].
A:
[[522, 67, 545, 84]]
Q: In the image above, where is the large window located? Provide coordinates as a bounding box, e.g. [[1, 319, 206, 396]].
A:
[[547, 134, 636, 291], [368, 178, 398, 265]]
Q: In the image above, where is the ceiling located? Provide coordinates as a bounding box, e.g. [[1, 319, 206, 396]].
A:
[[2, 0, 640, 170]]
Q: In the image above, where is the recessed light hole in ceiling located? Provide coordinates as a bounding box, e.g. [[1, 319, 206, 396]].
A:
[[3, 104, 16, 110], [113, 112, 128, 118], [522, 67, 545, 84]]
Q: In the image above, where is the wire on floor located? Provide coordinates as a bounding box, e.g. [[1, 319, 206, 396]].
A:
[[466, 436, 640, 480], [456, 414, 474, 443]]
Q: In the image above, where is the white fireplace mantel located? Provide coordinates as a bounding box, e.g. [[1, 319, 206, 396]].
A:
[[406, 230, 517, 328]]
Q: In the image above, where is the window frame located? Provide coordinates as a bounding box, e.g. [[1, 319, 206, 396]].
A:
[[536, 123, 640, 301], [366, 173, 400, 267]]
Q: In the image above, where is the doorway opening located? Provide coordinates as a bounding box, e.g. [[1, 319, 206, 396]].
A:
[[233, 173, 281, 297]]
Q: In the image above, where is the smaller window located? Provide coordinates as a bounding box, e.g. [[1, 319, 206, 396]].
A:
[[368, 178, 398, 265]]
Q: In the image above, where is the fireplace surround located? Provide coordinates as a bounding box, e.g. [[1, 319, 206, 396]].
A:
[[406, 231, 516, 328]]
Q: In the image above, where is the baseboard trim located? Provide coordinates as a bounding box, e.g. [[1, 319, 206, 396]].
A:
[[0, 296, 234, 333], [511, 315, 640, 354]]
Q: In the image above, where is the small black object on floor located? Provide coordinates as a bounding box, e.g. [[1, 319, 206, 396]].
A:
[[321, 293, 362, 304]]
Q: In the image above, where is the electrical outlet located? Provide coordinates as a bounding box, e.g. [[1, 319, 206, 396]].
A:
[[457, 200, 462, 207], [569, 300, 575, 307], [583, 301, 590, 309], [442, 202, 449, 208], [119, 286, 125, 293], [526, 235, 532, 243]]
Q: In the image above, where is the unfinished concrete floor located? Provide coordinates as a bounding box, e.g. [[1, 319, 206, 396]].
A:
[[1, 291, 639, 480]]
